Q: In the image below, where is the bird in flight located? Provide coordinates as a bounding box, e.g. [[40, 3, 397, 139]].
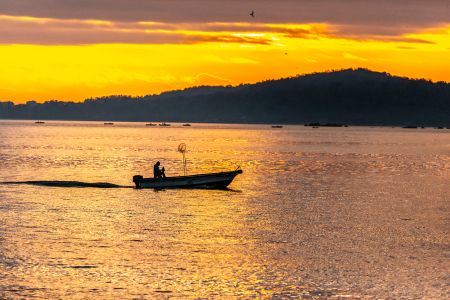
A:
[[250, 10, 255, 18]]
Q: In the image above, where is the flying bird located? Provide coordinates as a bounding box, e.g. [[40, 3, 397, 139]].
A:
[[250, 10, 255, 18]]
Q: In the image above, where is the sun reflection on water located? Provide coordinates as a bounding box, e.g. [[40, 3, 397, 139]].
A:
[[0, 121, 448, 298]]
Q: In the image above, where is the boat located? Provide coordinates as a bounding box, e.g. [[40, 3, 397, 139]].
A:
[[182, 123, 192, 127], [159, 122, 171, 126], [104, 122, 114, 125], [145, 123, 156, 126], [304, 122, 345, 127], [35, 121, 45, 124], [271, 125, 283, 128], [132, 169, 242, 189]]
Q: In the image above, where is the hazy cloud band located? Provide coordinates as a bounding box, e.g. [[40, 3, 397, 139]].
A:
[[0, 14, 444, 45], [0, 0, 448, 25]]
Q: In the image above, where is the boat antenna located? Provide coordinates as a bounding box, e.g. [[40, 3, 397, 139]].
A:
[[178, 143, 187, 176]]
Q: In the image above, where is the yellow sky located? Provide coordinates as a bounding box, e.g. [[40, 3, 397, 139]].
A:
[[0, 16, 449, 103]]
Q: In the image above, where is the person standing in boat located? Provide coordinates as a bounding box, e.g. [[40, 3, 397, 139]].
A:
[[153, 161, 166, 178]]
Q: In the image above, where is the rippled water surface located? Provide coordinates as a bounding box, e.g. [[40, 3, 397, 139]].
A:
[[0, 121, 448, 299]]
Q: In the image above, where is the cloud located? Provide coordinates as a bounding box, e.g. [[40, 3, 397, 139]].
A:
[[0, 8, 446, 46], [0, 19, 182, 45], [0, 0, 448, 27], [181, 73, 236, 85], [0, 15, 331, 45], [343, 53, 367, 62], [334, 34, 435, 45], [268, 24, 331, 39], [186, 33, 272, 45], [397, 46, 417, 50], [0, 15, 275, 45]]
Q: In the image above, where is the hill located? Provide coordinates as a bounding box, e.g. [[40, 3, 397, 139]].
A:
[[1, 68, 449, 126]]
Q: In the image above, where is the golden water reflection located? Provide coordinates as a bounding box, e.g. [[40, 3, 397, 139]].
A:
[[0, 121, 448, 298]]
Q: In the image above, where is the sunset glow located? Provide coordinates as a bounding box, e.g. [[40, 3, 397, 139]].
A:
[[0, 0, 448, 103]]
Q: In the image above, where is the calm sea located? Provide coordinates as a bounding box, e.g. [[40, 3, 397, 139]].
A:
[[0, 120, 448, 299]]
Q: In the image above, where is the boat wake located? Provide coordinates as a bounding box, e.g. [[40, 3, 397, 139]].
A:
[[1, 181, 133, 189]]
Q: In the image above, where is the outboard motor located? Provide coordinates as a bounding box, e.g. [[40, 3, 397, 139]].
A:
[[133, 175, 143, 188]]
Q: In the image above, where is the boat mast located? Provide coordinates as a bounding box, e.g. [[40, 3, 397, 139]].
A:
[[178, 143, 187, 176]]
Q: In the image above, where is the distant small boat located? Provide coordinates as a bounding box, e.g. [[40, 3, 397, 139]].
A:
[[104, 122, 114, 125], [133, 169, 242, 189], [402, 125, 418, 129], [304, 123, 345, 127], [159, 122, 171, 126], [145, 123, 156, 126], [182, 123, 192, 127], [271, 125, 283, 128], [35, 121, 45, 124]]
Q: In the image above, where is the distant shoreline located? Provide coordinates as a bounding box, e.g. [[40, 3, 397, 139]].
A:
[[1, 119, 449, 130], [1, 69, 449, 127]]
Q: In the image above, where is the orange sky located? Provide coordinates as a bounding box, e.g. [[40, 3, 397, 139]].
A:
[[0, 1, 449, 103]]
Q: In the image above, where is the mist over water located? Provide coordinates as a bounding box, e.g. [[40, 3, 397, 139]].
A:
[[0, 120, 448, 298]]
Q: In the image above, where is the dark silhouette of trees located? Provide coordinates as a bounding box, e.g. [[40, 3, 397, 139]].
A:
[[1, 68, 449, 126]]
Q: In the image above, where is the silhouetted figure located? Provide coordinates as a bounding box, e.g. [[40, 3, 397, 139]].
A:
[[153, 161, 166, 178], [250, 10, 255, 18]]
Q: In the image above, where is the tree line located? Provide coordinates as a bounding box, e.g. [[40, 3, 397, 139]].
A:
[[1, 68, 449, 126]]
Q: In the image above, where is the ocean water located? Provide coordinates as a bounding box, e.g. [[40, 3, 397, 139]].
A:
[[0, 120, 448, 299]]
